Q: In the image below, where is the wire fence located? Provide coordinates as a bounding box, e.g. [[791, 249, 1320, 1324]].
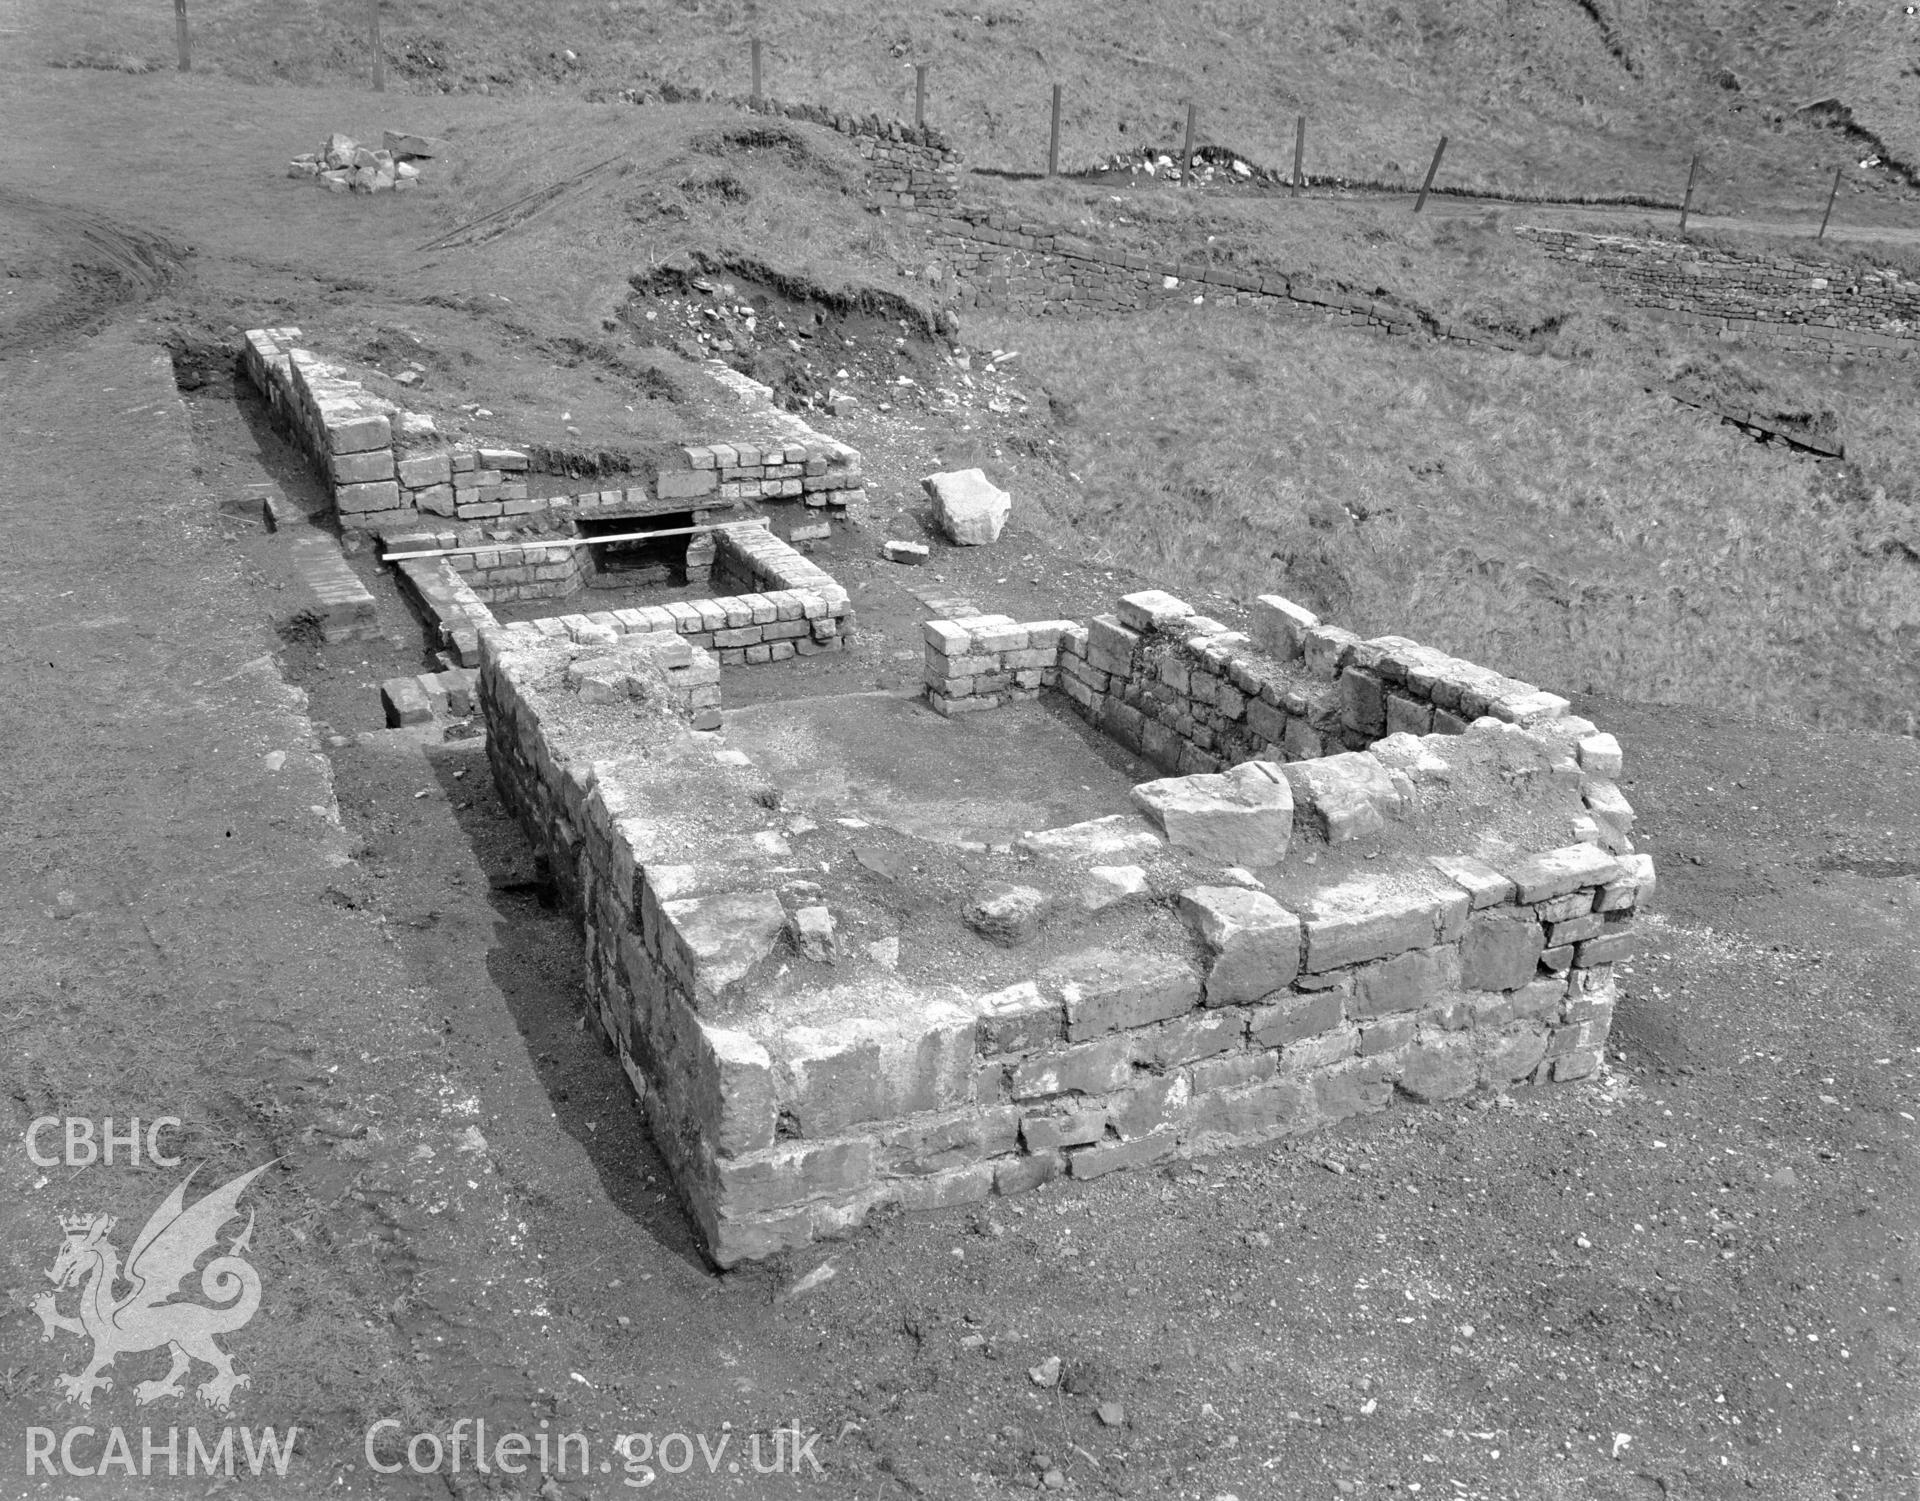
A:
[[128, 2, 1901, 244]]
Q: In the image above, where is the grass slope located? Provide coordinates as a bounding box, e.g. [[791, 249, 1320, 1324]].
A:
[[2, 65, 939, 454], [34, 0, 1920, 212], [975, 307, 1920, 732]]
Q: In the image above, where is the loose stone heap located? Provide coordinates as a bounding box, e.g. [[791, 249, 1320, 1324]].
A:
[[286, 131, 434, 193], [481, 582, 1651, 1267]]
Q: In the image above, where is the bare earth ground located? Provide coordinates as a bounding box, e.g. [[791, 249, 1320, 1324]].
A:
[[3, 71, 1920, 1501]]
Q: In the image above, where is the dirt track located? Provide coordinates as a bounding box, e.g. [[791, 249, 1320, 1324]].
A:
[[2, 82, 1919, 1501], [0, 186, 181, 356]]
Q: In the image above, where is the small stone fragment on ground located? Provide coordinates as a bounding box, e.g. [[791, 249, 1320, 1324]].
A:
[[791, 904, 838, 962], [779, 1263, 837, 1300], [966, 883, 1048, 946], [1078, 864, 1149, 912], [884, 539, 930, 564], [1028, 1355, 1062, 1388], [1019, 813, 1163, 862]]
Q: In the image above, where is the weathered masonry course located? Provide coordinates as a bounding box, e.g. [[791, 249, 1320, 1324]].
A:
[[480, 583, 1652, 1267]]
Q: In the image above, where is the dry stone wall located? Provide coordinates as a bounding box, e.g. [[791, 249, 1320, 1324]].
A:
[[393, 556, 499, 667], [918, 211, 1920, 365], [1519, 226, 1920, 360], [481, 583, 1651, 1268], [737, 96, 961, 209], [922, 211, 1531, 352]]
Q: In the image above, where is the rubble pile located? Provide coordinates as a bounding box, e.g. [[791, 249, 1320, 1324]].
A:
[[1095, 144, 1268, 186], [287, 130, 440, 194]]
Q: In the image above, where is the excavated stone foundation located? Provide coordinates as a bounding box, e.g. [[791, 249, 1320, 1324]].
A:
[[479, 585, 1650, 1267]]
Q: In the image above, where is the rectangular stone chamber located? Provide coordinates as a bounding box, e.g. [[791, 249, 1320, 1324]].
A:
[[394, 519, 853, 677], [480, 583, 1653, 1268]]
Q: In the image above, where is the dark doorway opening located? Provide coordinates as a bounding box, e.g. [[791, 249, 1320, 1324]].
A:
[[581, 510, 694, 589]]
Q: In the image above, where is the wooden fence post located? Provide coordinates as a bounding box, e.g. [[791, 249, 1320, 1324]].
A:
[[1047, 83, 1062, 176], [1181, 103, 1198, 186], [1678, 153, 1701, 234], [751, 38, 763, 106], [1413, 133, 1447, 212], [1817, 164, 1844, 240], [174, 0, 190, 72], [915, 63, 928, 128], [369, 0, 384, 92], [1291, 113, 1305, 197]]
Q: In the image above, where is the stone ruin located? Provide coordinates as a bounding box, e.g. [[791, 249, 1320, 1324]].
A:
[[479, 584, 1649, 1267], [236, 325, 1649, 1268]]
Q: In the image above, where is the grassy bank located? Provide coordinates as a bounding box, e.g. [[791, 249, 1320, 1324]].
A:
[[973, 308, 1920, 732]]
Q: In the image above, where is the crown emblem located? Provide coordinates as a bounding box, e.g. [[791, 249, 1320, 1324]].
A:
[[59, 1213, 106, 1234]]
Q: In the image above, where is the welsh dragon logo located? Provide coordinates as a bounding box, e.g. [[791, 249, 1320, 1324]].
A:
[[30, 1162, 270, 1412]]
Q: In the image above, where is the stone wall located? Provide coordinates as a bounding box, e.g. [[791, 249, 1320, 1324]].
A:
[[691, 362, 868, 511], [738, 96, 961, 210], [920, 211, 1920, 365], [243, 328, 544, 523], [1518, 226, 1920, 361], [427, 537, 597, 605], [393, 556, 499, 667], [241, 331, 866, 533], [675, 432, 864, 510], [924, 590, 1629, 835], [480, 586, 1651, 1268], [923, 210, 1531, 351]]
